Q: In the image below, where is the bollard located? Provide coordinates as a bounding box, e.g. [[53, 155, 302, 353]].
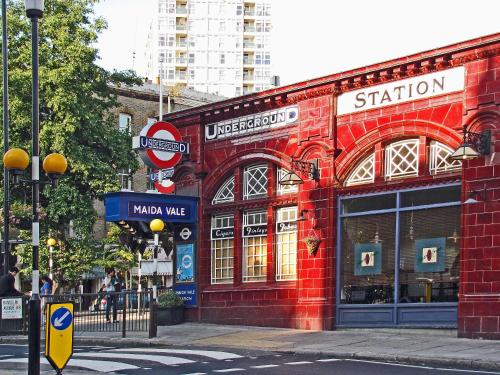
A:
[[149, 301, 157, 338]]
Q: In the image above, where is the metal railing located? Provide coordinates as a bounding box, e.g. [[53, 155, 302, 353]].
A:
[[42, 290, 152, 337], [0, 296, 29, 335]]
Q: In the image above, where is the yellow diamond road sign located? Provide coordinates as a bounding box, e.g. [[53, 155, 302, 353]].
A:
[[45, 302, 74, 372]]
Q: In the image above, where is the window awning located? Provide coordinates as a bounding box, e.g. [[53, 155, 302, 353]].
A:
[[130, 261, 173, 276]]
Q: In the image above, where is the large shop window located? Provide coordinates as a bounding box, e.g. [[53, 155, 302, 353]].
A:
[[211, 214, 234, 284], [339, 185, 460, 305], [243, 210, 268, 282], [276, 207, 298, 281]]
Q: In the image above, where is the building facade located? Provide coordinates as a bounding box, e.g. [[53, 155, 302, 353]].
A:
[[146, 0, 273, 97], [158, 34, 500, 339]]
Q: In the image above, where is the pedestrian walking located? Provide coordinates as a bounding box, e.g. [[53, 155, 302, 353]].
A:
[[0, 266, 22, 297], [40, 275, 53, 322]]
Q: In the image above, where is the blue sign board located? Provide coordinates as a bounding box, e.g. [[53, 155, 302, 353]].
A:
[[174, 284, 197, 307], [104, 191, 198, 223], [128, 201, 190, 220], [50, 307, 73, 331], [176, 243, 195, 283]]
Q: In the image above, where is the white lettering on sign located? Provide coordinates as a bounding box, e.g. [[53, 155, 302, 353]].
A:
[[205, 105, 299, 141], [337, 67, 464, 115]]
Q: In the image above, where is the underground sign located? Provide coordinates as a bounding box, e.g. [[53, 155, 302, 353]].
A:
[[133, 121, 189, 170]]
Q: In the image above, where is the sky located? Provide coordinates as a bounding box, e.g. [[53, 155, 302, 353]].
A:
[[94, 0, 500, 87]]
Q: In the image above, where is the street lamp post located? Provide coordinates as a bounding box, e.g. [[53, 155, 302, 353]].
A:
[[149, 219, 164, 301], [47, 238, 56, 280], [26, 2, 44, 374]]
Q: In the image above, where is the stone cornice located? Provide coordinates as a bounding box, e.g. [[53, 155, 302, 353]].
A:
[[161, 34, 500, 123]]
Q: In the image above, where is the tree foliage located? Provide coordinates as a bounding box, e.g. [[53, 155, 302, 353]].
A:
[[1, 0, 141, 287]]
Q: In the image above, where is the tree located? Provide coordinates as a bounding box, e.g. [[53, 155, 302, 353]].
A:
[[1, 0, 140, 288]]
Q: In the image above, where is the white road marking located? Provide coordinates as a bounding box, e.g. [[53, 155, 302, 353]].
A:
[[182, 373, 207, 375], [110, 347, 242, 360], [0, 344, 27, 347], [0, 358, 139, 372], [251, 364, 280, 368], [0, 355, 13, 358], [317, 358, 341, 362], [214, 369, 246, 373], [284, 361, 313, 365], [74, 352, 194, 366]]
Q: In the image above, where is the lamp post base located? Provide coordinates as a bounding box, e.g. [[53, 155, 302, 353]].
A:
[[27, 297, 41, 375]]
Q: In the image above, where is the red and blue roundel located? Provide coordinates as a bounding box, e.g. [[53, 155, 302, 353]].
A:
[[134, 121, 189, 170]]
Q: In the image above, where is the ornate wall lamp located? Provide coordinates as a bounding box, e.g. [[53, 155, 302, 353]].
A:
[[450, 125, 491, 161], [279, 158, 319, 186]]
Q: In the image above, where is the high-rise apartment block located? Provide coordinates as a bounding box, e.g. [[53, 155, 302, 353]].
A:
[[146, 0, 273, 98]]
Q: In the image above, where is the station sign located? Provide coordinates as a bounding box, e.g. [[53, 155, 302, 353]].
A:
[[128, 201, 191, 220], [174, 224, 197, 242], [45, 302, 74, 372], [174, 284, 197, 307], [133, 121, 189, 169], [205, 105, 299, 141]]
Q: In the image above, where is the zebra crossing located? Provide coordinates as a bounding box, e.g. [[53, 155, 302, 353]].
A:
[[0, 345, 245, 374]]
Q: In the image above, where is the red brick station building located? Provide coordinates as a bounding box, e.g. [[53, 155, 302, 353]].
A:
[[151, 34, 500, 338]]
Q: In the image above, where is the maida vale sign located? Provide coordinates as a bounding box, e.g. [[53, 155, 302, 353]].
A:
[[337, 67, 465, 115], [205, 105, 299, 141]]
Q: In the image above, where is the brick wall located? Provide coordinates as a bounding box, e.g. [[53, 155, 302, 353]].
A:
[[163, 35, 500, 334], [458, 54, 500, 339]]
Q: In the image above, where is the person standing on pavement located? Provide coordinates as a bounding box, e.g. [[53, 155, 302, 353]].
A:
[[102, 268, 119, 323], [0, 266, 22, 297], [40, 275, 53, 321]]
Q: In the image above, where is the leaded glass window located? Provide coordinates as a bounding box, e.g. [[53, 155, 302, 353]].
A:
[[212, 176, 235, 204], [429, 141, 462, 175], [385, 139, 419, 179], [243, 164, 268, 200], [345, 154, 375, 186]]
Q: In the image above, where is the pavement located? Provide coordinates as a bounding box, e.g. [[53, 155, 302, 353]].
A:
[[1, 323, 500, 374]]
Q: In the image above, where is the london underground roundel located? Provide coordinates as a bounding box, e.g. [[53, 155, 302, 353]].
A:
[[154, 177, 175, 194], [133, 121, 189, 170]]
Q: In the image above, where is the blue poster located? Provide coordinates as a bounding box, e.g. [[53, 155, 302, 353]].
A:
[[354, 243, 382, 276], [174, 284, 197, 307], [176, 243, 195, 283], [414, 237, 446, 273]]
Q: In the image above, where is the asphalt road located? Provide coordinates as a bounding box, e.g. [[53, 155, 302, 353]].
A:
[[1, 344, 499, 375]]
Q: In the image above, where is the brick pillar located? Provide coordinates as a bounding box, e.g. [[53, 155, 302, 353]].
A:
[[458, 55, 500, 339]]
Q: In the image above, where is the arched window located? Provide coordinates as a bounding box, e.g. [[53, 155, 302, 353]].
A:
[[243, 164, 268, 200], [429, 141, 462, 175], [212, 176, 235, 204], [385, 139, 419, 179], [345, 154, 375, 186]]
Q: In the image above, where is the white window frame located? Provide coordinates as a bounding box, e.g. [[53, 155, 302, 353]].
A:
[[118, 113, 131, 134], [243, 164, 268, 200], [277, 168, 298, 195], [385, 139, 419, 179], [212, 176, 235, 204], [345, 153, 375, 186], [429, 141, 462, 174], [211, 214, 234, 284], [276, 207, 297, 281], [243, 210, 267, 282]]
